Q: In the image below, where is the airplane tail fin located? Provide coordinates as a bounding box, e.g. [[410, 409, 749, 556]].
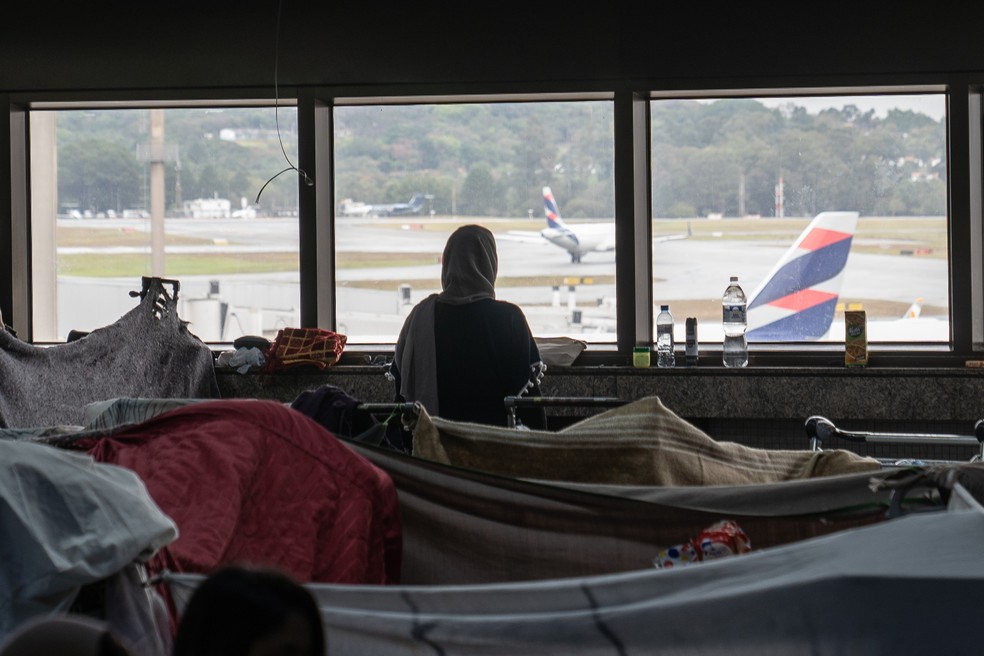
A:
[[746, 211, 859, 341], [543, 186, 568, 230]]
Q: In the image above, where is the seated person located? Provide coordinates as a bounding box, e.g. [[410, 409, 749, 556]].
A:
[[391, 224, 545, 428], [172, 565, 324, 656]]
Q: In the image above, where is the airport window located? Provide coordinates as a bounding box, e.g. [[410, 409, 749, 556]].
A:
[[29, 105, 301, 343], [18, 89, 963, 362], [649, 93, 949, 345], [332, 100, 616, 343]]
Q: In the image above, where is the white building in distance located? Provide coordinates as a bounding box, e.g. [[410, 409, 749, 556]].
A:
[[183, 197, 232, 218]]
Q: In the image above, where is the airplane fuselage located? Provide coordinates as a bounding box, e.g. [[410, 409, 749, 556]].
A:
[[541, 227, 585, 257], [541, 223, 615, 262], [374, 206, 414, 216], [371, 193, 426, 217]]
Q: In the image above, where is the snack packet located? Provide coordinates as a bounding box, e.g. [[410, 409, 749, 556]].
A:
[[654, 520, 751, 569], [653, 541, 700, 569], [695, 520, 752, 560]]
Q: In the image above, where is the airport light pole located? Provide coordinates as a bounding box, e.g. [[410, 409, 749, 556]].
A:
[[137, 110, 177, 277], [149, 110, 166, 276]]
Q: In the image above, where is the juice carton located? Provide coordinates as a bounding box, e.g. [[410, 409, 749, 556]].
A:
[[845, 310, 867, 367]]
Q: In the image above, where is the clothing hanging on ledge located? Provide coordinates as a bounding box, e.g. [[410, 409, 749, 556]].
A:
[[0, 277, 218, 428]]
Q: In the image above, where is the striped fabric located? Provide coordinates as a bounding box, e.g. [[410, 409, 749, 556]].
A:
[[413, 396, 881, 487]]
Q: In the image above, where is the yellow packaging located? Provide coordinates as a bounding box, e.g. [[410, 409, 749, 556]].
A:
[[845, 310, 867, 367]]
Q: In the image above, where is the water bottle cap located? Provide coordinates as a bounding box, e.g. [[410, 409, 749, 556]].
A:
[[660, 304, 669, 310], [730, 276, 738, 282]]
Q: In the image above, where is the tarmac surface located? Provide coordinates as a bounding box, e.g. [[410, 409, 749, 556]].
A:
[[46, 216, 949, 344]]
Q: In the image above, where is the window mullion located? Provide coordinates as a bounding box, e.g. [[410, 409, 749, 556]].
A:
[[613, 90, 652, 355]]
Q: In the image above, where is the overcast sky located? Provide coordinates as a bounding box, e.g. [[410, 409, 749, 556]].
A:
[[757, 95, 945, 122]]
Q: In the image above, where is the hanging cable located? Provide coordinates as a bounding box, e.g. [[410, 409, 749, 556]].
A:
[[256, 0, 313, 205]]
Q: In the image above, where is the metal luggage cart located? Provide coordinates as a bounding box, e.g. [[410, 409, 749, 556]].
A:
[[503, 395, 628, 428], [355, 402, 422, 423], [343, 401, 422, 452], [804, 415, 984, 464]]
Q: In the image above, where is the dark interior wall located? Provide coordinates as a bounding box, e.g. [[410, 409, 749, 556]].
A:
[[2, 3, 983, 453], [0, 3, 619, 93], [3, 3, 984, 94]]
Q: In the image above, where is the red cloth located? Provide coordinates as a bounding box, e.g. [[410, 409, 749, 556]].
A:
[[79, 399, 401, 586], [265, 328, 347, 370]]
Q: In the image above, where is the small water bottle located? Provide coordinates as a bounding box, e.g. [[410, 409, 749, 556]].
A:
[[722, 276, 748, 368], [656, 304, 675, 368]]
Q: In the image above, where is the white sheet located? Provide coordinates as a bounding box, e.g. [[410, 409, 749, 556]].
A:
[[0, 440, 177, 641]]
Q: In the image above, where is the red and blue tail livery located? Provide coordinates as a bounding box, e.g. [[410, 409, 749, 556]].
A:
[[539, 186, 608, 263], [543, 187, 566, 231], [747, 211, 859, 341]]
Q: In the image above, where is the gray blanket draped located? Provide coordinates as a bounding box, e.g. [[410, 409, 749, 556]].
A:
[[0, 278, 218, 428]]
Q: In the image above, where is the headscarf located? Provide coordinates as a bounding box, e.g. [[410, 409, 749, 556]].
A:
[[0, 615, 131, 656], [395, 225, 498, 415], [438, 224, 497, 304]]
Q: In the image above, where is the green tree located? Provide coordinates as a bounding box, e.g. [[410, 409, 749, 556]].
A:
[[460, 163, 502, 216], [58, 138, 141, 213]]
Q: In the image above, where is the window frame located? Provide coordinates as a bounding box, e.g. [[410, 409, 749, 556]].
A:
[[12, 93, 303, 342], [645, 85, 959, 361], [3, 79, 981, 368], [324, 91, 620, 347]]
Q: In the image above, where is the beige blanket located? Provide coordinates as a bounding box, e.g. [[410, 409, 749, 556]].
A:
[[413, 396, 881, 486]]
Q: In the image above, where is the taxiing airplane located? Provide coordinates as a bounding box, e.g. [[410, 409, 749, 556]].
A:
[[540, 186, 615, 263], [509, 187, 690, 262]]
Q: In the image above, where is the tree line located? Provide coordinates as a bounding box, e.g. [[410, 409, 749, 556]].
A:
[[53, 99, 946, 220], [55, 108, 300, 217]]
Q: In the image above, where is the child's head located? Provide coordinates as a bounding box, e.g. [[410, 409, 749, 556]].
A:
[[172, 565, 324, 656]]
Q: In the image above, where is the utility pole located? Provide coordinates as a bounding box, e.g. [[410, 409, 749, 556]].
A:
[[137, 110, 177, 277], [738, 170, 745, 218], [149, 110, 166, 277], [774, 175, 784, 218]]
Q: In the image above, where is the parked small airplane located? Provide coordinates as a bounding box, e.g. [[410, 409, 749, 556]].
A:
[[509, 187, 690, 262], [337, 198, 373, 217], [368, 193, 427, 217]]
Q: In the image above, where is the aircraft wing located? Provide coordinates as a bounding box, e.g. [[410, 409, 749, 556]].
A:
[[504, 222, 690, 247], [653, 222, 692, 244], [501, 230, 550, 244]]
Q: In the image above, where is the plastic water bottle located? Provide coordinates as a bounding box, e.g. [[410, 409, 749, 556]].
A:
[[656, 304, 675, 368], [722, 277, 748, 367]]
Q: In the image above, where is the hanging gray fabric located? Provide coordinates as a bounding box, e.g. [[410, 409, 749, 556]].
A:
[[0, 278, 219, 428]]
